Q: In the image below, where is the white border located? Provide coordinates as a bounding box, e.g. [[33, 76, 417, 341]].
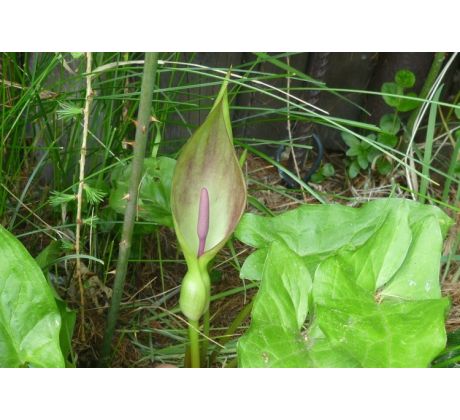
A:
[[1, 0, 458, 51], [0, 368, 457, 418]]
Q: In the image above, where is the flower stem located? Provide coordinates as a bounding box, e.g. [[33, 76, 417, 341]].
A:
[[189, 320, 201, 368]]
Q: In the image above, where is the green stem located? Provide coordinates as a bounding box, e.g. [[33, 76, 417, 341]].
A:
[[201, 309, 210, 366], [441, 134, 460, 204], [99, 52, 159, 366], [403, 52, 446, 150], [419, 86, 442, 204], [189, 320, 201, 368]]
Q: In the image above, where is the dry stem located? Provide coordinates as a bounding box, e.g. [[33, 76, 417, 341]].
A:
[[75, 52, 93, 341]]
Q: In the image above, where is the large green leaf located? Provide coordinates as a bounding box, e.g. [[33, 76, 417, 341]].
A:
[[314, 258, 449, 367], [109, 156, 176, 227], [0, 227, 64, 367], [238, 241, 313, 367], [237, 199, 452, 367], [235, 198, 451, 281], [238, 242, 357, 368]]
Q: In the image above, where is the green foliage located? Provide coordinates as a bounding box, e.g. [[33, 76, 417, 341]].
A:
[[341, 69, 418, 180], [379, 114, 401, 135], [375, 156, 392, 175], [432, 329, 460, 367], [342, 132, 389, 178], [49, 191, 76, 207], [84, 184, 107, 205], [35, 241, 76, 367], [310, 163, 335, 183], [70, 52, 84, 59], [381, 82, 401, 108], [0, 227, 65, 367], [381, 69, 419, 112], [49, 184, 106, 208], [343, 132, 375, 172], [55, 300, 77, 368], [56, 102, 83, 121], [35, 240, 63, 270], [378, 132, 398, 148], [455, 105, 460, 120], [109, 156, 176, 228], [236, 199, 452, 367], [342, 70, 416, 179], [395, 69, 416, 88]]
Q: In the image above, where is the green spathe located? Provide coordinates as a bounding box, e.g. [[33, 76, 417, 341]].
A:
[[171, 79, 246, 321]]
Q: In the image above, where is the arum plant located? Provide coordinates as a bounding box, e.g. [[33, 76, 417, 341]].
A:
[[171, 78, 246, 368]]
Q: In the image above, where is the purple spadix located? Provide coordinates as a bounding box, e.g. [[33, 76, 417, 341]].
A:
[[197, 187, 210, 258]]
